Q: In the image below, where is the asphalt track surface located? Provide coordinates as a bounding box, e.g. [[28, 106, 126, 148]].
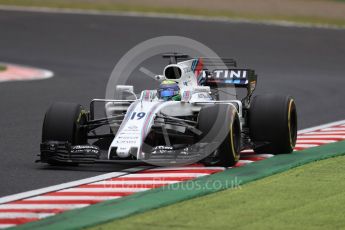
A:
[[0, 10, 344, 197]]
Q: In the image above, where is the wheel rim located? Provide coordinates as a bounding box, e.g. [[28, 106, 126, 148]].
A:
[[230, 114, 240, 161], [288, 99, 298, 148]]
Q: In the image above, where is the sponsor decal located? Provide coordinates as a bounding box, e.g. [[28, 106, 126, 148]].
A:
[[197, 93, 211, 99], [115, 140, 137, 145], [127, 125, 139, 131], [117, 136, 138, 140], [130, 112, 146, 120], [200, 69, 248, 79], [71, 145, 100, 154]]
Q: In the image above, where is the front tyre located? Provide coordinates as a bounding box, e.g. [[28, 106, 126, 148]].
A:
[[41, 102, 88, 165], [198, 104, 241, 167], [249, 94, 297, 154]]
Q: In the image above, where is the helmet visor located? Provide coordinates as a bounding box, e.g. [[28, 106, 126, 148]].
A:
[[160, 90, 177, 98]]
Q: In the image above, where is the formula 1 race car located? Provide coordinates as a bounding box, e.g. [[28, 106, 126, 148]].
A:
[[39, 54, 297, 167]]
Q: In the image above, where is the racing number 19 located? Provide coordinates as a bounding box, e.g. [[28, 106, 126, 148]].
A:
[[130, 112, 146, 120]]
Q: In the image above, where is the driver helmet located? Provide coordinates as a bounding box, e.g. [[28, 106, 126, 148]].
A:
[[158, 80, 181, 101]]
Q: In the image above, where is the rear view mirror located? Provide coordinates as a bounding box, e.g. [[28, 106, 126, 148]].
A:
[[116, 85, 137, 99], [116, 85, 134, 93]]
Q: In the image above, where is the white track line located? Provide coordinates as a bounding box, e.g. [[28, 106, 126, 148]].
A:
[[304, 131, 345, 135], [322, 127, 345, 131], [0, 166, 148, 204], [238, 160, 254, 164], [0, 213, 53, 219], [241, 154, 274, 158], [148, 166, 225, 171], [297, 140, 336, 144], [259, 154, 274, 158], [0, 5, 343, 30], [122, 173, 209, 178], [0, 204, 89, 210], [26, 196, 121, 201], [241, 149, 254, 153], [300, 133, 345, 136], [61, 188, 149, 193], [298, 135, 345, 139], [0, 225, 15, 229], [295, 144, 319, 148], [298, 120, 345, 134], [91, 181, 178, 185]]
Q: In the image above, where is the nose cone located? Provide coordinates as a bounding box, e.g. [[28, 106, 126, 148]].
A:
[[109, 146, 130, 159]]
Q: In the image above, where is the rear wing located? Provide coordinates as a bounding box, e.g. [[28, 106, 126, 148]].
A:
[[202, 69, 257, 97], [203, 69, 256, 87]]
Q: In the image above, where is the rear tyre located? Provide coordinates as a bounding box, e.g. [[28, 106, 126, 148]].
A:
[[42, 102, 88, 165], [249, 94, 297, 154], [198, 104, 241, 167]]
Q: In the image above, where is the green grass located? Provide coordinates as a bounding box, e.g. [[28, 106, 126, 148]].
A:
[[88, 155, 345, 230], [1, 0, 345, 27], [0, 65, 7, 72]]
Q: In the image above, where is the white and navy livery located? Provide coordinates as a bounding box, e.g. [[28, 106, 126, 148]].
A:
[[39, 54, 298, 167]]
